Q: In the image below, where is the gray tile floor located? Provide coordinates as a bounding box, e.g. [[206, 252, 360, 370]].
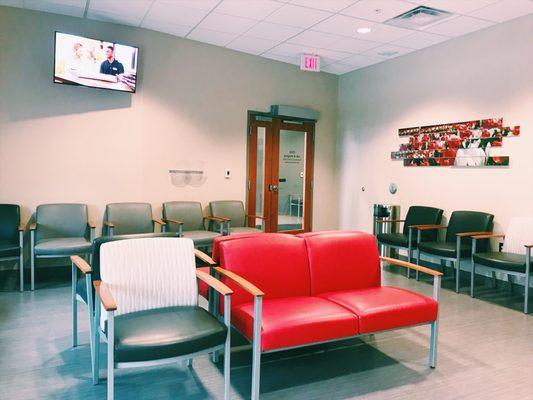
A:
[[1, 266, 532, 399]]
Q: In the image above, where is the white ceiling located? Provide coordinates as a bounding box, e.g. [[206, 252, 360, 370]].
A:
[[2, 0, 532, 75]]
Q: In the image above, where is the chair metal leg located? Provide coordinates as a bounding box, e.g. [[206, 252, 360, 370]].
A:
[[455, 236, 461, 293], [86, 274, 94, 377], [416, 230, 421, 281], [93, 297, 101, 385], [224, 295, 231, 400], [525, 248, 530, 314], [30, 230, 35, 291], [107, 312, 115, 400], [407, 229, 413, 278], [251, 296, 262, 400], [19, 231, 24, 292], [71, 263, 78, 348], [470, 261, 476, 298], [429, 320, 438, 368], [185, 359, 193, 368]]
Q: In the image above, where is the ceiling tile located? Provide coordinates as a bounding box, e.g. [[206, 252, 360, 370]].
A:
[[226, 36, 279, 55], [289, 0, 357, 13], [88, 0, 152, 25], [246, 21, 303, 41], [356, 22, 412, 43], [425, 15, 494, 36], [141, 19, 192, 37], [390, 31, 449, 49], [314, 14, 375, 36], [215, 0, 283, 20], [326, 36, 381, 53], [469, 0, 533, 23], [265, 4, 332, 28], [144, 1, 208, 26], [262, 52, 301, 65], [406, 0, 500, 15], [289, 30, 347, 48], [187, 28, 239, 46], [24, 0, 86, 17], [196, 12, 258, 34], [322, 62, 356, 74], [341, 0, 416, 22], [166, 0, 220, 11], [341, 53, 382, 67], [362, 43, 413, 59]]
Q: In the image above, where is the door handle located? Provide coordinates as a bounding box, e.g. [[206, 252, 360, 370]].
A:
[[269, 184, 278, 192]]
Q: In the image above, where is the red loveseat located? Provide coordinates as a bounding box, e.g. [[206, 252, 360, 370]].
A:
[[214, 231, 442, 400]]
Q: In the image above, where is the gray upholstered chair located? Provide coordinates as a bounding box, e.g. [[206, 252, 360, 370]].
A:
[[0, 204, 25, 291], [209, 200, 264, 235], [162, 201, 222, 248], [471, 217, 533, 313], [102, 202, 165, 236], [29, 203, 94, 291], [415, 210, 494, 293], [91, 236, 232, 400]]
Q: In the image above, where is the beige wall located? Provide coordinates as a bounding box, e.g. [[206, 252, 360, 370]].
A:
[[0, 6, 339, 232], [338, 15, 533, 236]]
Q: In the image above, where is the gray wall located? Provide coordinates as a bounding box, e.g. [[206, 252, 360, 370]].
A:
[[0, 6, 339, 231]]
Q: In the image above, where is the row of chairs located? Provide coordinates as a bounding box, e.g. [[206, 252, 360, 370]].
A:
[[0, 200, 263, 291], [377, 206, 532, 313]]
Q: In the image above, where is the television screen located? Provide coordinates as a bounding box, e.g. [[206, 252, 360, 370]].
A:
[[54, 32, 138, 93]]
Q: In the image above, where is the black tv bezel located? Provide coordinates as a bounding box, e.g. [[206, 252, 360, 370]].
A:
[[53, 31, 139, 94]]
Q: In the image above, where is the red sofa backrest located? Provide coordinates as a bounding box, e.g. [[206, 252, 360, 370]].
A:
[[212, 233, 289, 262], [219, 234, 310, 306], [303, 231, 381, 295]]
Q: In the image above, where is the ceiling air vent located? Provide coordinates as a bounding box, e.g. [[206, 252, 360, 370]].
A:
[[385, 6, 453, 30]]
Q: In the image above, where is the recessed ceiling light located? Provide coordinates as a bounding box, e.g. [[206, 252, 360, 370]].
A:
[[357, 27, 371, 34]]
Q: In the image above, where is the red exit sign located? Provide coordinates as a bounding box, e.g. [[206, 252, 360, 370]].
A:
[[300, 54, 320, 72]]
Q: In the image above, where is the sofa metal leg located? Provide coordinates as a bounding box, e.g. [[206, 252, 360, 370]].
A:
[[429, 320, 438, 368], [251, 297, 262, 400], [224, 295, 231, 400]]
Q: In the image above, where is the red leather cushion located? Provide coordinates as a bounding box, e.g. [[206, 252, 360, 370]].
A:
[[304, 231, 381, 295], [232, 296, 359, 351], [320, 287, 438, 334], [197, 266, 210, 299], [219, 234, 310, 306]]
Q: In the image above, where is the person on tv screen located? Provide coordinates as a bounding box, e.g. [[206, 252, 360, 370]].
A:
[[100, 45, 124, 76]]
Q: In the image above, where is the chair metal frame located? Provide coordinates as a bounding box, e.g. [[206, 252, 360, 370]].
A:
[[0, 225, 24, 292], [214, 256, 441, 400]]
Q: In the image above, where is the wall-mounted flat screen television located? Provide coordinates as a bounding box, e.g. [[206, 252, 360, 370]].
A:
[[54, 32, 138, 93]]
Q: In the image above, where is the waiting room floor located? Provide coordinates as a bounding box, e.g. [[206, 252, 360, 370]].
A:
[[0, 266, 532, 400]]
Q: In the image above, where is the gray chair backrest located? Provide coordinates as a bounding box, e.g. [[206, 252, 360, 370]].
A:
[[0, 204, 20, 241], [210, 201, 246, 227], [163, 201, 204, 232], [103, 203, 154, 236], [35, 203, 88, 242]]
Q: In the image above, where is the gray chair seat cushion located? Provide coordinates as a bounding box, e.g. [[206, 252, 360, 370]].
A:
[[418, 241, 471, 258], [183, 230, 221, 246], [230, 227, 262, 235], [0, 239, 20, 258], [34, 237, 91, 256], [114, 306, 227, 363], [473, 251, 530, 273], [376, 233, 416, 248]]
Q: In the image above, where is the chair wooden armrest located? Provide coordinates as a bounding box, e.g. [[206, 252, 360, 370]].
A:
[[410, 224, 447, 230], [153, 218, 166, 226], [28, 223, 36, 230], [377, 219, 405, 224], [194, 249, 216, 265], [87, 220, 96, 229], [246, 214, 266, 220], [214, 267, 265, 296], [18, 224, 25, 231], [456, 231, 492, 237], [70, 255, 92, 274], [196, 269, 233, 296], [380, 256, 443, 276], [163, 218, 183, 225], [472, 233, 505, 240], [206, 216, 230, 222], [94, 281, 117, 311], [525, 244, 533, 249], [102, 220, 114, 228]]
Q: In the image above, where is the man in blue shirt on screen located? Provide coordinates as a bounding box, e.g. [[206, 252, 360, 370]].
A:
[[100, 46, 124, 76]]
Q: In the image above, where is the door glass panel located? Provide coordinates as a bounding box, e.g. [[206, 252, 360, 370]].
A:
[[277, 129, 306, 231], [255, 127, 266, 229]]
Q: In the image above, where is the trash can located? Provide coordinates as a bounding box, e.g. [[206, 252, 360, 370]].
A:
[[373, 204, 400, 257]]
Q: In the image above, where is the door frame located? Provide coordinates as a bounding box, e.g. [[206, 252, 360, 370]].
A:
[[246, 111, 315, 234]]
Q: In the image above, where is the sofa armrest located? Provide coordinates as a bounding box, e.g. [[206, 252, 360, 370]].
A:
[[70, 255, 92, 274], [196, 269, 233, 296], [380, 256, 442, 301], [94, 281, 117, 311], [194, 249, 216, 265], [214, 267, 264, 297]]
